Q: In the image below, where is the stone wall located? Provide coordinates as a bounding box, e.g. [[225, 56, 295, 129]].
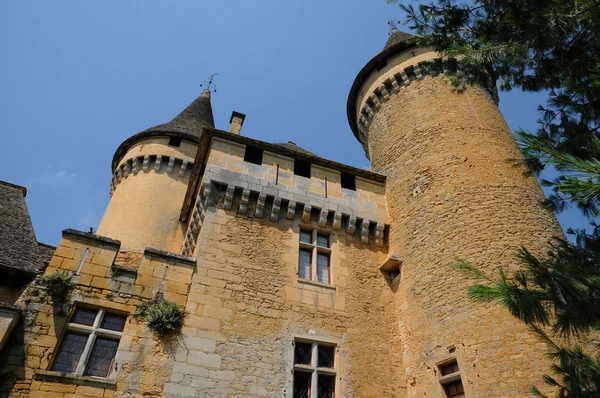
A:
[[366, 75, 564, 396], [168, 206, 403, 397]]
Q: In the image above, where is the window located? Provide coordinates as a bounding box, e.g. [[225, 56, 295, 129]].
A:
[[438, 359, 465, 398], [52, 306, 126, 378], [298, 229, 331, 284], [294, 159, 311, 178], [168, 137, 181, 147], [244, 145, 263, 165], [340, 172, 356, 191], [293, 341, 336, 398]]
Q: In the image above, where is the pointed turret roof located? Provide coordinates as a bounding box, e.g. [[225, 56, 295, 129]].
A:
[[384, 30, 414, 51], [347, 29, 417, 142], [112, 90, 215, 171], [140, 89, 215, 139]]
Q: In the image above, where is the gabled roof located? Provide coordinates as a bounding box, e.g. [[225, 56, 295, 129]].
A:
[[112, 90, 215, 171], [0, 181, 52, 275]]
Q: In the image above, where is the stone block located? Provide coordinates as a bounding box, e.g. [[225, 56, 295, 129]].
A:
[[184, 336, 216, 353], [187, 351, 221, 369], [75, 385, 105, 397], [173, 362, 210, 377]]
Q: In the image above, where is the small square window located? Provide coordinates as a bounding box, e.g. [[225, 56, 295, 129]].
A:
[[340, 172, 356, 191], [317, 345, 334, 368], [101, 313, 127, 332], [168, 137, 182, 147], [294, 159, 311, 178], [244, 145, 263, 165], [71, 307, 97, 326], [294, 342, 312, 365], [444, 380, 465, 398], [441, 361, 460, 376], [300, 230, 312, 244], [316, 233, 329, 248]]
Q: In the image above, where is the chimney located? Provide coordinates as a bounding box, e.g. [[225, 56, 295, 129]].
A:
[[229, 111, 246, 135]]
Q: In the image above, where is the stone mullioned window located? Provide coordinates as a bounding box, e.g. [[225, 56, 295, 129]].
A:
[[51, 306, 127, 379], [298, 229, 331, 284], [293, 340, 336, 398]]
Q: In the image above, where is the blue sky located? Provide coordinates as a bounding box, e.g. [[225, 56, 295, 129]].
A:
[[0, 1, 588, 246]]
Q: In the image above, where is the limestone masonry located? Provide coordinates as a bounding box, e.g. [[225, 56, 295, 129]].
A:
[[0, 31, 567, 397]]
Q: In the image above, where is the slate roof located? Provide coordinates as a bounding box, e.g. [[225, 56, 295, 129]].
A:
[[0, 181, 53, 275], [273, 141, 317, 157], [347, 30, 417, 141], [384, 30, 414, 51], [112, 90, 215, 171]]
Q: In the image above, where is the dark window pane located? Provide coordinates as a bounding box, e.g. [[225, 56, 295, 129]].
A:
[[294, 342, 312, 365], [101, 313, 127, 332], [316, 233, 329, 248], [318, 346, 334, 368], [244, 146, 263, 165], [293, 371, 311, 398], [316, 253, 330, 283], [440, 361, 459, 376], [318, 374, 335, 398], [444, 380, 465, 398], [71, 308, 97, 326], [300, 230, 312, 244], [294, 159, 311, 178], [52, 333, 88, 373], [299, 249, 312, 280], [340, 172, 356, 191], [168, 137, 181, 147], [84, 338, 119, 378]]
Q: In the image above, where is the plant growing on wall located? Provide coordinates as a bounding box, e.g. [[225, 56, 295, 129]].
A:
[[38, 271, 75, 301], [135, 297, 185, 337]]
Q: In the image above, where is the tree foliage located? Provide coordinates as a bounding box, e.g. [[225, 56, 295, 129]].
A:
[[387, 0, 600, 394]]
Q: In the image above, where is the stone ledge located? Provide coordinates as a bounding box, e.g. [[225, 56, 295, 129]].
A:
[[297, 279, 337, 291], [62, 229, 121, 249], [144, 247, 196, 266], [34, 369, 117, 389]]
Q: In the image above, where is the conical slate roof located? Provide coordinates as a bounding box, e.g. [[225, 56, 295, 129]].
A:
[[112, 90, 215, 170], [140, 89, 215, 140], [384, 30, 414, 50]]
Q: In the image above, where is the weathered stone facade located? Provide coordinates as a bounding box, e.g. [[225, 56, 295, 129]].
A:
[[0, 31, 580, 398]]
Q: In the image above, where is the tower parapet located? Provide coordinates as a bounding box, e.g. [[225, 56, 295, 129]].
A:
[[348, 30, 563, 396], [97, 90, 214, 253]]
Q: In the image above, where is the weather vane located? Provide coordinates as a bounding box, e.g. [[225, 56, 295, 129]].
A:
[[200, 73, 218, 93], [388, 20, 400, 34]]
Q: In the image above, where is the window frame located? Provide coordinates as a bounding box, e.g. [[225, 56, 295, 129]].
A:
[[298, 228, 332, 285], [293, 339, 337, 398], [50, 306, 126, 379], [437, 358, 466, 398]]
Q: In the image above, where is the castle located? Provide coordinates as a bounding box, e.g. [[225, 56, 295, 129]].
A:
[[0, 30, 564, 397]]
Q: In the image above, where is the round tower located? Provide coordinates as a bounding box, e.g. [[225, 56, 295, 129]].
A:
[[97, 90, 214, 252], [347, 31, 563, 396]]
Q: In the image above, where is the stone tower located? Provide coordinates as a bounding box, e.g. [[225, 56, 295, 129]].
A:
[[347, 30, 564, 396], [97, 90, 215, 252]]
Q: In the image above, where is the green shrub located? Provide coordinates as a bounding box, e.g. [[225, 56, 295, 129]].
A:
[[38, 271, 75, 300], [135, 297, 185, 337]]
